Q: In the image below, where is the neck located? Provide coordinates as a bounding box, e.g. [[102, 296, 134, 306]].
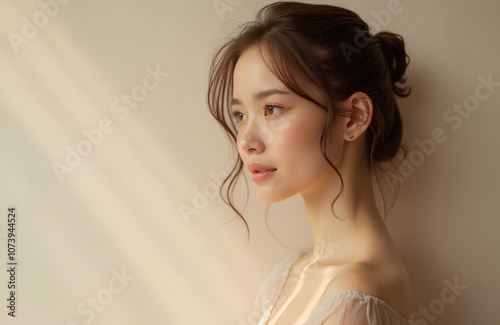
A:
[[300, 159, 386, 264]]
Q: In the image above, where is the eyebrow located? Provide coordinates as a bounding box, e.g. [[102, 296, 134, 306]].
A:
[[231, 88, 291, 106]]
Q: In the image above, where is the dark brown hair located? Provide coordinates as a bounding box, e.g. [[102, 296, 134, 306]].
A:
[[207, 1, 410, 239]]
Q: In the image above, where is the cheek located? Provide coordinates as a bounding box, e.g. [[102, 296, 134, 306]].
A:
[[274, 110, 324, 143], [274, 125, 316, 148], [271, 117, 326, 166]]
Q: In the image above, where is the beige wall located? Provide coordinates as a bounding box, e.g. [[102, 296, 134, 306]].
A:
[[0, 0, 498, 324]]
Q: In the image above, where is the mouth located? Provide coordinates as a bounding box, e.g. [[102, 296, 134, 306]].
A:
[[248, 162, 277, 174], [247, 162, 277, 183], [251, 169, 277, 183], [253, 168, 277, 174]]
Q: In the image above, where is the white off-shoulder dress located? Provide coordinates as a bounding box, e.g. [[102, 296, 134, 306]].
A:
[[251, 250, 412, 325]]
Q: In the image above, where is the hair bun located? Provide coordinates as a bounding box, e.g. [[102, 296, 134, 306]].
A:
[[374, 31, 411, 97]]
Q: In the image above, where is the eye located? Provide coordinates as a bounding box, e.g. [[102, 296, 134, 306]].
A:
[[264, 104, 284, 116], [231, 110, 246, 122]]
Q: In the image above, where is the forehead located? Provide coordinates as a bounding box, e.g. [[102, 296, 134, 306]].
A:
[[233, 45, 285, 96], [232, 44, 326, 106]]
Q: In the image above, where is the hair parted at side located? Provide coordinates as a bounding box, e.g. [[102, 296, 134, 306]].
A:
[[207, 1, 411, 240]]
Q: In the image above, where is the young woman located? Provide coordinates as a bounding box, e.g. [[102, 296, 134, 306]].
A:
[[207, 2, 412, 324]]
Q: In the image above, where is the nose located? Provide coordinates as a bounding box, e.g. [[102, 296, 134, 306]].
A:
[[237, 117, 265, 157]]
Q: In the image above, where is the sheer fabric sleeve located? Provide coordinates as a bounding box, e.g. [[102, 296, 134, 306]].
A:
[[304, 290, 412, 325]]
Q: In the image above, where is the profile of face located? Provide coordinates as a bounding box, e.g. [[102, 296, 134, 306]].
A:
[[232, 45, 346, 203]]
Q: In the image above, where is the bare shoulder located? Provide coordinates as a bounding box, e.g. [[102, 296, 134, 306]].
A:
[[320, 258, 411, 319]]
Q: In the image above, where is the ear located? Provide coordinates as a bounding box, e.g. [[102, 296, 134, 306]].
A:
[[343, 92, 373, 141]]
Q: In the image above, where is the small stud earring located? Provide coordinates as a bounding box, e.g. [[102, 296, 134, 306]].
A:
[[348, 134, 354, 139]]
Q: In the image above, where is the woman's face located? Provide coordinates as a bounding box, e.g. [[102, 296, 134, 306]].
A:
[[231, 45, 344, 203]]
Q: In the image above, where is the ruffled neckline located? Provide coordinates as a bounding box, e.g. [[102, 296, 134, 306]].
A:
[[258, 250, 411, 325]]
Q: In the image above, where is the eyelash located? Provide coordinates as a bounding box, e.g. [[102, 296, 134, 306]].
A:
[[231, 103, 284, 122]]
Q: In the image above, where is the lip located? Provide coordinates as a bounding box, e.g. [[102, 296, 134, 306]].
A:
[[248, 162, 277, 183], [251, 169, 277, 183]]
